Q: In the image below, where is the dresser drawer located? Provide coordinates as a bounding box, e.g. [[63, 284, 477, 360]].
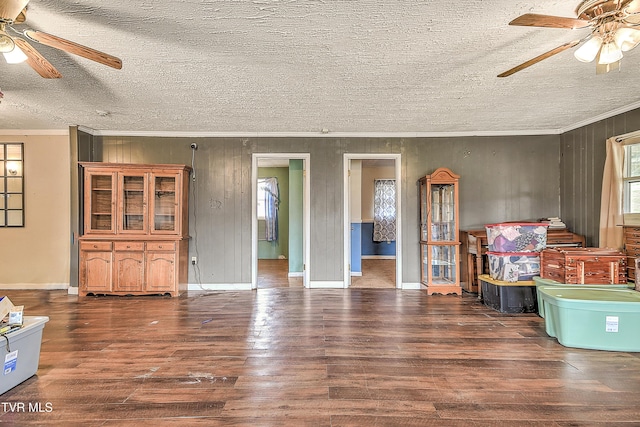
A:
[[114, 242, 145, 251], [80, 241, 113, 251], [625, 227, 640, 239], [146, 241, 176, 251], [626, 244, 640, 256]]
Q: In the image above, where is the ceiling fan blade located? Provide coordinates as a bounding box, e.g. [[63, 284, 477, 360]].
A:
[[0, 0, 29, 23], [509, 13, 590, 29], [14, 37, 61, 78], [497, 40, 581, 77], [24, 30, 122, 70], [14, 8, 26, 24]]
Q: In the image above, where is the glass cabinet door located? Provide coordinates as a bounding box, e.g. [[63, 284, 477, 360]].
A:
[[430, 183, 456, 242], [420, 180, 428, 241], [422, 243, 457, 285], [86, 172, 116, 233], [119, 173, 147, 233], [151, 174, 179, 234]]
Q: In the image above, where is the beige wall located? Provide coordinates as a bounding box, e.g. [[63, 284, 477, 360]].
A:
[[0, 133, 70, 288]]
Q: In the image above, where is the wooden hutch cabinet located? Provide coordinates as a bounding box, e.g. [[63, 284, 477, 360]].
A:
[[79, 163, 191, 297], [419, 168, 461, 295]]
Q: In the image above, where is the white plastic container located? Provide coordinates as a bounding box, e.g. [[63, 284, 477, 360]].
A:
[[488, 251, 541, 282], [485, 222, 548, 252], [0, 316, 49, 394]]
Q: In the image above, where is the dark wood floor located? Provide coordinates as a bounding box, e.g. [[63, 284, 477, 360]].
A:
[[2, 288, 640, 425]]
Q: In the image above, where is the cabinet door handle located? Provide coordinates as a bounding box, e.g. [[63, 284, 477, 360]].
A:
[[158, 245, 163, 249], [93, 245, 98, 248], [126, 245, 131, 249]]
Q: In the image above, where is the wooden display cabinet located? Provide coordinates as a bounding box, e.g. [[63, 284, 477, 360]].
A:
[[79, 163, 191, 297], [419, 168, 461, 295]]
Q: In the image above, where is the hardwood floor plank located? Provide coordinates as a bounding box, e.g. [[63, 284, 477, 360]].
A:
[[0, 288, 638, 424]]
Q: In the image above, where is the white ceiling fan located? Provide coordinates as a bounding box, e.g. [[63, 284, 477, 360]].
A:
[[0, 0, 122, 78], [499, 0, 640, 76]]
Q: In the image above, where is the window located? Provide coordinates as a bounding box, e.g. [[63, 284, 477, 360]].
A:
[[257, 178, 268, 220], [0, 143, 24, 227], [373, 179, 396, 242], [257, 177, 279, 241], [624, 143, 640, 213]]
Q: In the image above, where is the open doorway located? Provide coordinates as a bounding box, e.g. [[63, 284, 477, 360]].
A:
[[252, 154, 310, 289], [344, 154, 402, 289]]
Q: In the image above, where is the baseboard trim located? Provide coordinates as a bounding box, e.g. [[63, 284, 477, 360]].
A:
[[361, 255, 396, 260], [401, 282, 422, 290], [309, 281, 344, 289], [350, 272, 363, 277], [288, 272, 304, 278], [0, 283, 69, 290], [188, 283, 252, 291], [68, 287, 79, 295]]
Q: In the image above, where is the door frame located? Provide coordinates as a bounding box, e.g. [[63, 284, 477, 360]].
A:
[[252, 153, 310, 289], [343, 153, 402, 289]]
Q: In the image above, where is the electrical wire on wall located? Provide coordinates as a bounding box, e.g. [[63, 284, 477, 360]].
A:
[[189, 142, 203, 289]]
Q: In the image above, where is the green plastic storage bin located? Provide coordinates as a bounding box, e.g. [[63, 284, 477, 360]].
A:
[[538, 285, 640, 351], [533, 276, 632, 318]]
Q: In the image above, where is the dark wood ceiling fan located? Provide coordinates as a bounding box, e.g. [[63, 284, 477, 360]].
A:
[[0, 0, 122, 78], [499, 0, 640, 77]]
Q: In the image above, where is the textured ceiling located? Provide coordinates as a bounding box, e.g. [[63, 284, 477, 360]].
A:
[[1, 0, 640, 134]]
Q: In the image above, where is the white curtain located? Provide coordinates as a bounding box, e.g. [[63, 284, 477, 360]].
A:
[[373, 179, 396, 242], [263, 177, 279, 242], [599, 137, 625, 249]]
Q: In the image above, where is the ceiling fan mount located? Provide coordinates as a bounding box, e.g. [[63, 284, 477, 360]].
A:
[[0, 0, 121, 78], [498, 0, 640, 77]]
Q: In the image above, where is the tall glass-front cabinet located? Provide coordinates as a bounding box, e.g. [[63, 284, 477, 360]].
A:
[[419, 168, 461, 295], [79, 163, 191, 297]]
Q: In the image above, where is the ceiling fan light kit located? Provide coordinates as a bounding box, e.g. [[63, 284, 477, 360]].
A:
[[0, 0, 122, 78], [2, 43, 25, 63], [499, 0, 640, 76]]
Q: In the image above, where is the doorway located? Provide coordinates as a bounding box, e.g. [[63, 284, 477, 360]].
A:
[[252, 154, 310, 289], [344, 154, 402, 289]]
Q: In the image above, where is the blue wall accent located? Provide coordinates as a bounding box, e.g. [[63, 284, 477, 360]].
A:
[[361, 222, 396, 256], [350, 223, 362, 273]]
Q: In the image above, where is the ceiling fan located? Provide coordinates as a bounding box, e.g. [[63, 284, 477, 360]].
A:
[[0, 0, 121, 78], [498, 0, 640, 77]]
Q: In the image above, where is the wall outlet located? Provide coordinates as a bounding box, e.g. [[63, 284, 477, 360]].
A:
[[191, 256, 197, 265]]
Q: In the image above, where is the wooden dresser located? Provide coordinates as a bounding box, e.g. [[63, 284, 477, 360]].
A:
[[78, 163, 191, 297], [460, 228, 586, 294], [623, 226, 640, 282]]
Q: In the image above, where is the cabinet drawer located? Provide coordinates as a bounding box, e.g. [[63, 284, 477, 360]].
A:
[[626, 244, 640, 256], [146, 241, 176, 251], [625, 227, 640, 238], [114, 242, 145, 251], [80, 241, 113, 251]]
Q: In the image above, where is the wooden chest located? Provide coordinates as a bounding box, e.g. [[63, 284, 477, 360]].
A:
[[540, 247, 627, 285]]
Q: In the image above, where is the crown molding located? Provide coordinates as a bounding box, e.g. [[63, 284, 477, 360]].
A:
[[77, 126, 558, 138], [0, 129, 69, 136], [73, 101, 640, 139], [560, 100, 640, 134]]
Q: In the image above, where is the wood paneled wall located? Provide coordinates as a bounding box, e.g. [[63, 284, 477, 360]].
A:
[[560, 108, 640, 247], [75, 133, 561, 285]]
